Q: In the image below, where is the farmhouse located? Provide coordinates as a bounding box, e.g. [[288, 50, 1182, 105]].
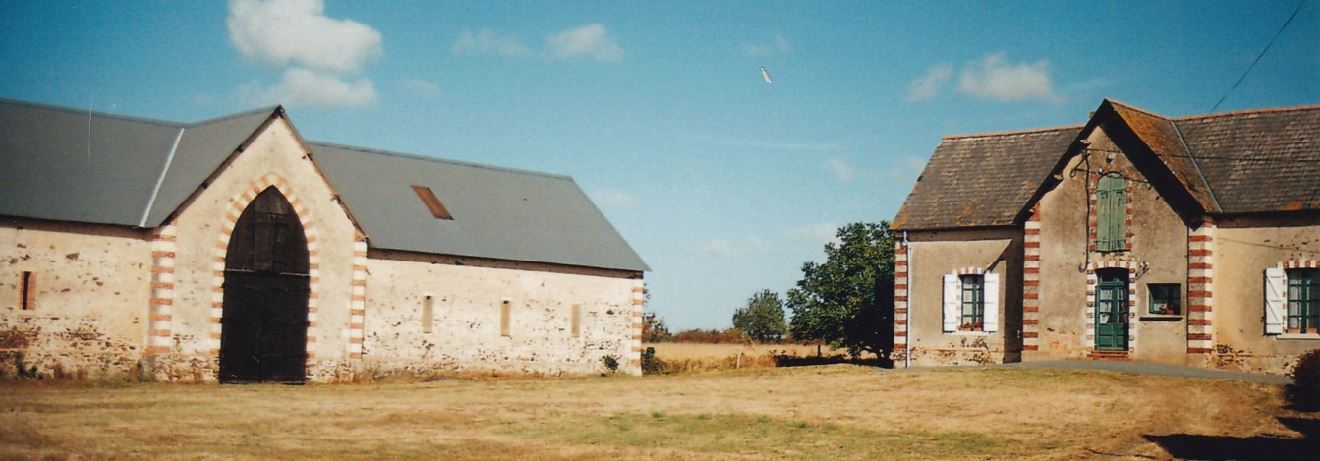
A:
[[0, 98, 648, 382], [892, 99, 1319, 374]]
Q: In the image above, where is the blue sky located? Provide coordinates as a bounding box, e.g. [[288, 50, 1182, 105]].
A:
[[2, 1, 1316, 329]]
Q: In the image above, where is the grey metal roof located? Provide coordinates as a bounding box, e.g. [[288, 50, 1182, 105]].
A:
[[0, 98, 274, 227], [0, 98, 648, 272], [311, 142, 649, 272]]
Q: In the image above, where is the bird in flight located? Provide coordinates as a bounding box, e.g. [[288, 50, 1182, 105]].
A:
[[761, 66, 773, 84]]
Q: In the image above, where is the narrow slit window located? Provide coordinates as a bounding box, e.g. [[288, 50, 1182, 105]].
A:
[[411, 185, 453, 220], [500, 300, 511, 337], [20, 271, 33, 310], [571, 304, 581, 337], [422, 295, 434, 334]]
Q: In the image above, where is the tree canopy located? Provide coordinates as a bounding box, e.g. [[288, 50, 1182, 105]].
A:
[[732, 289, 788, 342], [786, 222, 895, 358]]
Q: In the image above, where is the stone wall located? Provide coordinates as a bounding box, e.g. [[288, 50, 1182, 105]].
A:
[[359, 250, 642, 377], [155, 116, 361, 381], [0, 219, 151, 379]]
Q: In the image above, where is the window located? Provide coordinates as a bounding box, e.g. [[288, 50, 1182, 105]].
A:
[[959, 275, 984, 331], [570, 304, 581, 337], [412, 185, 453, 220], [942, 272, 999, 333], [499, 299, 511, 337], [1147, 284, 1181, 316], [20, 271, 33, 310], [1287, 269, 1319, 334], [1096, 174, 1126, 252], [422, 295, 434, 334]]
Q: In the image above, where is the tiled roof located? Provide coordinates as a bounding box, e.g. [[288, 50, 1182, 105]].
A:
[[892, 126, 1081, 230], [894, 99, 1320, 230], [1173, 105, 1320, 213]]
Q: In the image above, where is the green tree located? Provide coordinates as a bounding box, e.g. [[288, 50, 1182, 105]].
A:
[[786, 222, 895, 358], [732, 289, 788, 342], [641, 312, 671, 342]]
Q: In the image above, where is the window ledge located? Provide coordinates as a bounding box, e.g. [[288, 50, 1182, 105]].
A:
[[1139, 315, 1182, 322], [948, 331, 990, 336], [1275, 334, 1320, 340]]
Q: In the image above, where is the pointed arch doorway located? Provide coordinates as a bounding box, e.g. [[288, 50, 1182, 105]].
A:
[[219, 186, 310, 383]]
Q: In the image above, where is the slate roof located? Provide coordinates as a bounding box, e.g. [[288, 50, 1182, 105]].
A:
[[0, 98, 274, 227], [892, 126, 1082, 230], [1171, 105, 1320, 213], [0, 98, 648, 272], [894, 99, 1320, 230], [312, 143, 649, 272]]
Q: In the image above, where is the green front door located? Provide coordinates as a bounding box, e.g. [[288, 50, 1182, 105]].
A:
[[1095, 270, 1128, 351]]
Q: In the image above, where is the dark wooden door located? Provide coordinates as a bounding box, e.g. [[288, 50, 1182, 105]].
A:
[[1095, 270, 1128, 351], [219, 187, 310, 383]]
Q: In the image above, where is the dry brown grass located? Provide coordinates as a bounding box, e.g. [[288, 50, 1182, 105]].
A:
[[0, 365, 1312, 460], [645, 342, 862, 373]]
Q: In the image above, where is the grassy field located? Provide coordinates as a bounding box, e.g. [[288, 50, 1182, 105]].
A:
[[2, 364, 1314, 460], [644, 342, 857, 371]]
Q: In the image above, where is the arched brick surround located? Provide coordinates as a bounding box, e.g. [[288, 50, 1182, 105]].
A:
[[954, 266, 986, 275], [209, 173, 321, 367], [1282, 260, 1320, 270], [1084, 260, 1139, 352]]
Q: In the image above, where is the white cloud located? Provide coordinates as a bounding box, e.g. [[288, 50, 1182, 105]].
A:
[[591, 189, 639, 208], [452, 28, 533, 57], [546, 24, 623, 62], [227, 0, 382, 73], [956, 53, 1061, 103], [825, 156, 855, 183], [241, 68, 377, 108], [401, 78, 440, 99], [905, 64, 952, 102], [785, 222, 839, 247], [742, 33, 792, 56]]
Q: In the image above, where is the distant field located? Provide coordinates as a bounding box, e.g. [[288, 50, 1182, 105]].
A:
[[2, 365, 1311, 460], [646, 342, 846, 360]]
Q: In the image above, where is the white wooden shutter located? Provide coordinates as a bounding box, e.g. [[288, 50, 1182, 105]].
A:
[[1264, 267, 1286, 334], [983, 272, 1000, 332], [943, 274, 959, 332]]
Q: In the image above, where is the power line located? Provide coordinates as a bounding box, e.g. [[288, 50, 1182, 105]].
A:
[[1085, 147, 1308, 164], [1210, 0, 1308, 112]]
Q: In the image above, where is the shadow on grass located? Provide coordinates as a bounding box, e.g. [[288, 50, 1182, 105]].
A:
[[1285, 385, 1320, 412], [1144, 417, 1320, 460]]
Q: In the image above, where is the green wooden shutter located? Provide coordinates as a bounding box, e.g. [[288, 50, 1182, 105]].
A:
[[1096, 175, 1126, 252]]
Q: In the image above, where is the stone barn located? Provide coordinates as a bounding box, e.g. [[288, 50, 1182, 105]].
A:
[[0, 98, 648, 382], [893, 99, 1319, 374]]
